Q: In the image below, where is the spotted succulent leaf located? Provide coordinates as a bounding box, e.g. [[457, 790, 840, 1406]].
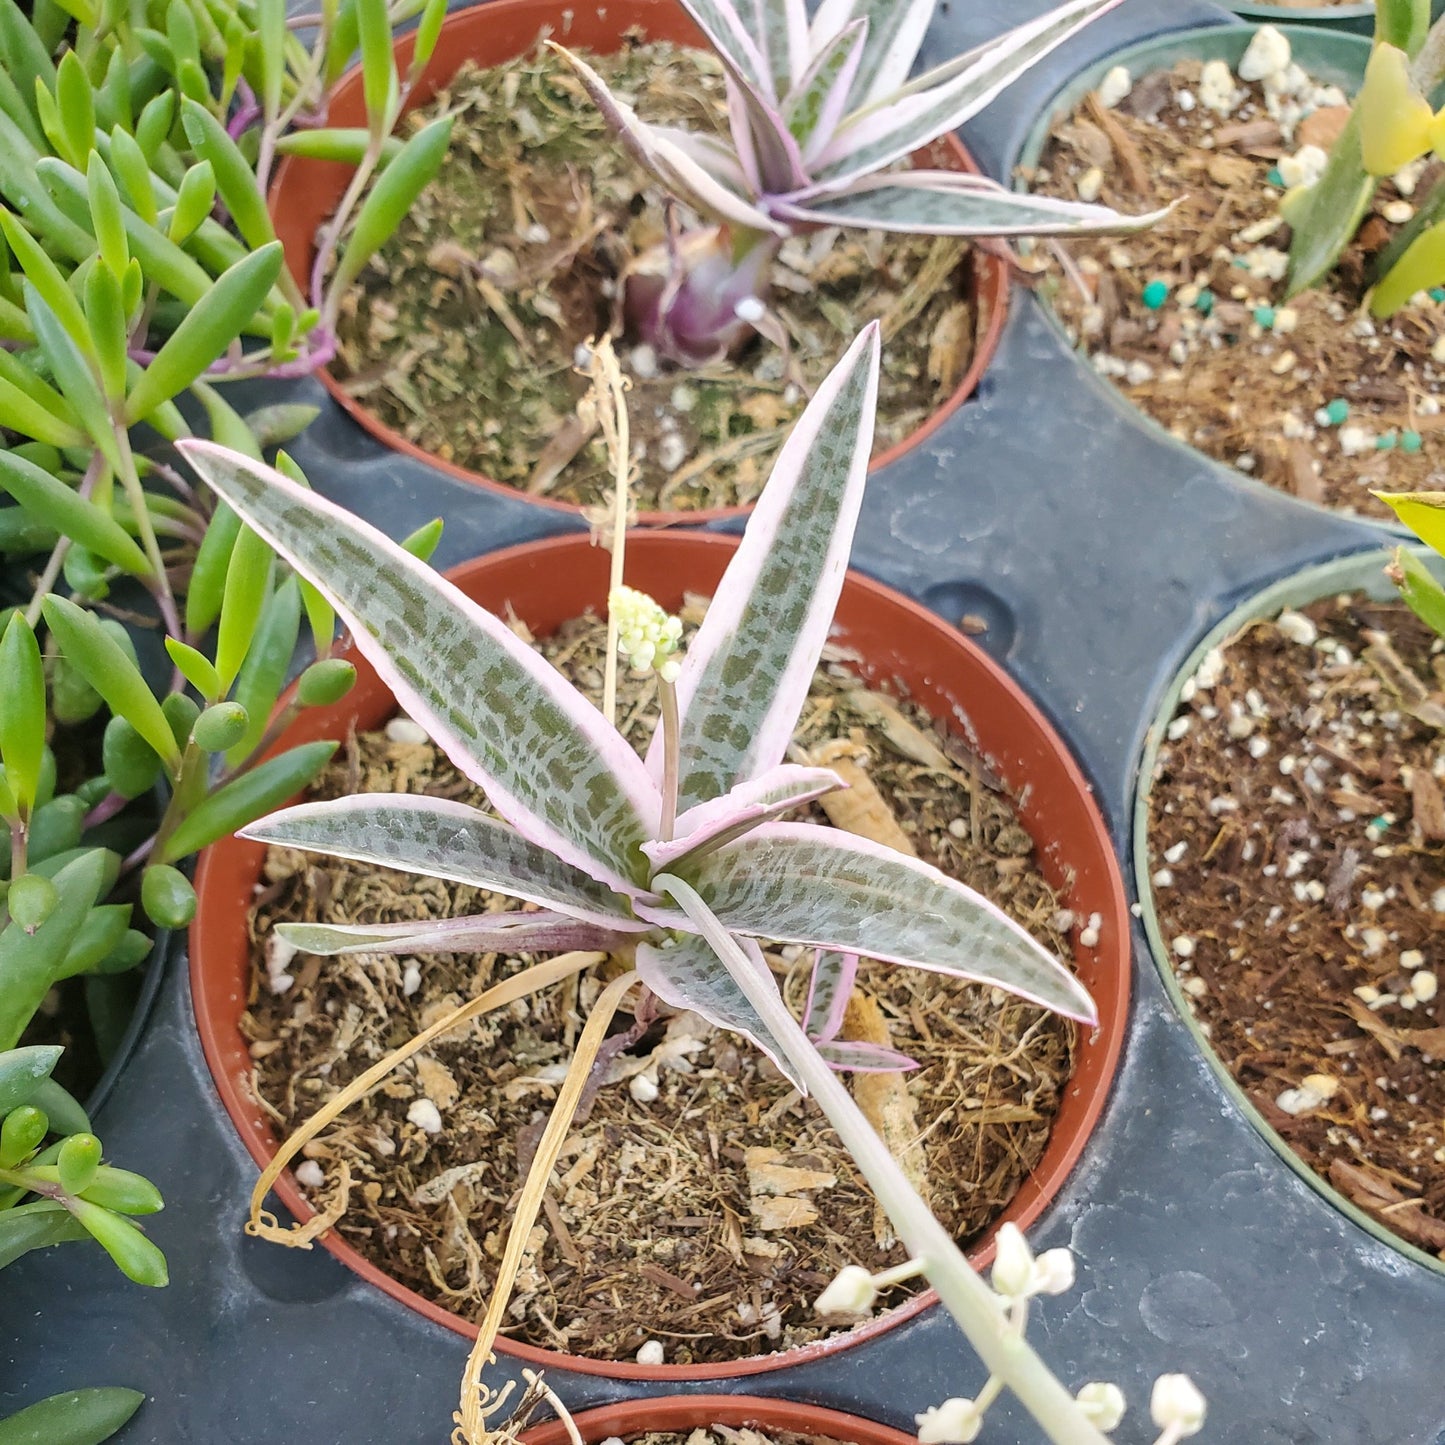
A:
[[802, 947, 858, 1043], [178, 439, 660, 896], [724, 69, 810, 195], [815, 0, 1125, 187], [648, 323, 879, 810], [678, 0, 780, 96], [276, 910, 622, 958], [548, 45, 788, 235], [816, 1039, 920, 1073], [635, 930, 802, 1088], [641, 764, 844, 870], [674, 822, 1098, 1023], [782, 171, 1169, 235], [784, 17, 867, 158], [241, 794, 650, 929], [807, 0, 934, 112]]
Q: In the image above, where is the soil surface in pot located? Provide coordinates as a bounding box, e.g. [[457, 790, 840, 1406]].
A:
[[330, 40, 985, 513], [242, 610, 1080, 1363], [1146, 592, 1445, 1259], [1026, 46, 1445, 521]]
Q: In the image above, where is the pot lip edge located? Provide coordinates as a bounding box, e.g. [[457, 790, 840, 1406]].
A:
[[1226, 2, 1375, 17], [265, 0, 1012, 527], [189, 527, 1133, 1378], [519, 1393, 919, 1445], [1129, 542, 1445, 1281]]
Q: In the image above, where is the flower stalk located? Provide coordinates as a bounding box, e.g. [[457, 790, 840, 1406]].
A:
[[653, 871, 1112, 1445]]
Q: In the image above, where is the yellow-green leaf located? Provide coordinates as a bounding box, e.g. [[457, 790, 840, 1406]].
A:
[[1357, 44, 1434, 177]]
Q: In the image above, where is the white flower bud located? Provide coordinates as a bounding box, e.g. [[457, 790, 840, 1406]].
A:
[[1150, 1375, 1206, 1436], [609, 586, 684, 680], [1076, 1382, 1126, 1431], [1031, 1247, 1076, 1297], [990, 1222, 1035, 1299], [915, 1398, 982, 1444], [815, 1264, 877, 1315]]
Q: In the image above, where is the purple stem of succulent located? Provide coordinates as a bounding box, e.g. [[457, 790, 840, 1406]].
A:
[[83, 789, 131, 831], [267, 330, 337, 376], [119, 834, 154, 877], [228, 95, 262, 140], [124, 329, 336, 380], [627, 227, 778, 365]]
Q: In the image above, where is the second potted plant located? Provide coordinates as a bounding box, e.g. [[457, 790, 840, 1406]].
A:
[[270, 0, 1158, 522]]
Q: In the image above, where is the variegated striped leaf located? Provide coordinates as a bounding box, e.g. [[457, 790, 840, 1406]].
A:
[[808, 0, 934, 113], [276, 911, 622, 958], [724, 69, 810, 196], [647, 324, 879, 810], [675, 0, 775, 94], [815, 0, 1123, 187], [549, 45, 787, 234], [741, 0, 810, 97], [784, 18, 867, 161], [642, 764, 844, 871], [782, 172, 1167, 236], [802, 947, 857, 1043], [649, 125, 753, 194], [241, 795, 649, 930], [816, 1039, 919, 1073], [683, 822, 1098, 1023], [635, 930, 803, 1089], [178, 439, 660, 896]]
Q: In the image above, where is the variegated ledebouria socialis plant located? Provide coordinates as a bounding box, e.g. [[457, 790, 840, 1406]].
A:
[[553, 0, 1167, 363], [177, 324, 1197, 1445]]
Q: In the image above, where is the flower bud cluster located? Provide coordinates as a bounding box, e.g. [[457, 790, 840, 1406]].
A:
[[1151, 1374, 1207, 1437], [609, 585, 683, 682], [814, 1264, 877, 1315], [990, 1222, 1076, 1301], [915, 1398, 983, 1444]]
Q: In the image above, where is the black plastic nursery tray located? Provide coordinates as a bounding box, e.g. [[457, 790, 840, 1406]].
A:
[[5, 2, 1445, 1441]]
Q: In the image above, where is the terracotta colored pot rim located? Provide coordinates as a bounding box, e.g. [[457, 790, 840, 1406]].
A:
[[268, 0, 1010, 526], [1132, 546, 1445, 1280], [523, 1395, 916, 1445], [192, 530, 1130, 1379], [1012, 21, 1413, 538]]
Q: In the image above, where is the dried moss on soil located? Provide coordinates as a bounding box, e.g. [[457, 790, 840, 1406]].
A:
[[1146, 593, 1445, 1259], [242, 611, 1079, 1364], [1028, 57, 1445, 521], [331, 40, 985, 513]]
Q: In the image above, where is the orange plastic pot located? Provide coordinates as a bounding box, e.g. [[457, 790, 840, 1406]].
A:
[[191, 531, 1128, 1381], [268, 0, 1010, 525], [524, 1396, 917, 1445]]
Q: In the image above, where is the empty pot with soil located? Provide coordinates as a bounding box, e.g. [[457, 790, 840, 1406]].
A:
[[1135, 548, 1445, 1272], [1017, 21, 1445, 524], [191, 529, 1130, 1379]]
